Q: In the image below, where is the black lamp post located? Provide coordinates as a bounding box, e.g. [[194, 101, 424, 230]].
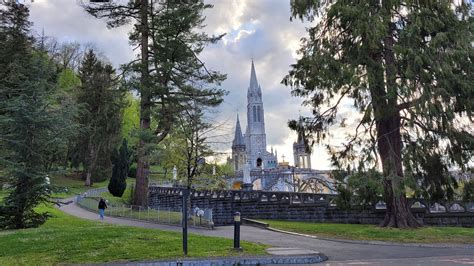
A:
[[182, 188, 189, 256], [233, 211, 242, 251]]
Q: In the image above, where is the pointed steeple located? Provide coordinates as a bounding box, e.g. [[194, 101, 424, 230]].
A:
[[296, 116, 305, 145], [248, 59, 262, 98], [232, 114, 245, 147], [250, 59, 258, 89]]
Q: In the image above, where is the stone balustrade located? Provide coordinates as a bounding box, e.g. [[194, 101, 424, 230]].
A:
[[148, 186, 474, 227]]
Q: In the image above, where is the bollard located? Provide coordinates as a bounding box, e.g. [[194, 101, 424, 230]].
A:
[[233, 211, 242, 251], [182, 188, 189, 256]]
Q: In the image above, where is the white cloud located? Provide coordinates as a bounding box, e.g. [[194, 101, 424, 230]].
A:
[[26, 0, 361, 170]]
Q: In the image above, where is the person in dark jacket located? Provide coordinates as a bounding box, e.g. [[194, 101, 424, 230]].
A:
[[98, 198, 108, 220]]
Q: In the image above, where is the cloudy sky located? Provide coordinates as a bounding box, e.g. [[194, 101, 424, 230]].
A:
[[27, 0, 354, 170]]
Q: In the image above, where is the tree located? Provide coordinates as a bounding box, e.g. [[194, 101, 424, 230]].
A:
[[82, 1, 226, 205], [71, 50, 124, 186], [174, 102, 222, 189], [121, 92, 140, 146], [462, 179, 474, 202], [108, 139, 131, 197], [0, 2, 62, 228], [284, 1, 473, 228]]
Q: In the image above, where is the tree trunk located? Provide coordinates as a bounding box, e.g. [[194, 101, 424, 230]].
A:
[[376, 115, 421, 228], [84, 142, 94, 186], [364, 5, 422, 228], [133, 0, 150, 206]]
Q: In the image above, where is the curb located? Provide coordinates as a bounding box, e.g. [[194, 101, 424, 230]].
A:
[[242, 218, 269, 229], [265, 226, 474, 249], [105, 254, 329, 265]]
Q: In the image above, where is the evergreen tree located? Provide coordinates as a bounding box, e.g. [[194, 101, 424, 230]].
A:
[[71, 50, 124, 186], [108, 139, 131, 197], [284, 1, 473, 228], [83, 1, 227, 205], [0, 3, 60, 228]]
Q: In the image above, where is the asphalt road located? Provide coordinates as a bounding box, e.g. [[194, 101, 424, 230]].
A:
[[59, 200, 474, 265]]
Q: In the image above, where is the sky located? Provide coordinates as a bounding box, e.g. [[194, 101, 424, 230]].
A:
[[26, 0, 356, 170]]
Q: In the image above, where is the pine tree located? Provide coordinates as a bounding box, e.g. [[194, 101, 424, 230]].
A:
[[108, 139, 131, 197], [82, 1, 226, 205], [0, 3, 59, 229], [71, 50, 124, 186], [284, 1, 473, 228]]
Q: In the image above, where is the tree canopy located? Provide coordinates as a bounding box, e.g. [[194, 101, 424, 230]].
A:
[[284, 0, 473, 228], [83, 0, 227, 205]]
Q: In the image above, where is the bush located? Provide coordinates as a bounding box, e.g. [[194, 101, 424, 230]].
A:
[[108, 139, 131, 197], [128, 165, 137, 179], [462, 180, 474, 202], [335, 185, 352, 210], [348, 170, 383, 208], [332, 169, 383, 210]]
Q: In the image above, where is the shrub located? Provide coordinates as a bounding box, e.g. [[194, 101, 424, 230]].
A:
[[128, 165, 137, 179], [108, 139, 131, 197], [462, 180, 474, 202]]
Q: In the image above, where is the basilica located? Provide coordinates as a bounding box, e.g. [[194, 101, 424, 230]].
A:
[[228, 61, 329, 192], [231, 61, 278, 171]]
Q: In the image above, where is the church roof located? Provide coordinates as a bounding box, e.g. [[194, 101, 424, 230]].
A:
[[248, 60, 262, 97], [232, 114, 245, 147], [296, 116, 306, 145]]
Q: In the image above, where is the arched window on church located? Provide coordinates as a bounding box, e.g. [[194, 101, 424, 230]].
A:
[[257, 106, 261, 122], [253, 106, 257, 122]]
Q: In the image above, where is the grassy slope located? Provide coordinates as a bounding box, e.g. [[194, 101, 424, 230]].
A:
[[50, 173, 109, 198], [0, 206, 267, 265], [262, 220, 474, 244]]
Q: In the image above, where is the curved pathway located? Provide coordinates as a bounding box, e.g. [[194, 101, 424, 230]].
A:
[[58, 200, 474, 265]]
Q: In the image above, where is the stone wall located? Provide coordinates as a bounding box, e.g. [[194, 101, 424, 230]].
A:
[[148, 186, 474, 227]]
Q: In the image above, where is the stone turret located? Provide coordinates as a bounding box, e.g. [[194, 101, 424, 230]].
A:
[[231, 114, 246, 171], [293, 117, 311, 169]]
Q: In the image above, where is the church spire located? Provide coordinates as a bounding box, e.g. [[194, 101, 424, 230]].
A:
[[248, 59, 262, 98], [232, 114, 245, 147], [250, 59, 258, 89]]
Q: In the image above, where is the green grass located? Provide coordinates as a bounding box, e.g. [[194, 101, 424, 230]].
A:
[[0, 205, 267, 265], [99, 187, 133, 205], [50, 173, 109, 199], [261, 220, 474, 244]]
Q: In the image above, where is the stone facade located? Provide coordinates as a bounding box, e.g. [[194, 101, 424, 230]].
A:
[[293, 118, 311, 169], [149, 186, 474, 227], [231, 61, 277, 171]]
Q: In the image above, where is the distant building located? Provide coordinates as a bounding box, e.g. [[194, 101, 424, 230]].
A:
[[228, 61, 334, 193], [231, 60, 277, 171]]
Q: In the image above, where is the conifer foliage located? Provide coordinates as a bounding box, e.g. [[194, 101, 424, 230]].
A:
[[284, 1, 473, 228], [108, 139, 131, 197], [0, 3, 58, 228], [82, 0, 227, 205], [70, 50, 123, 186]]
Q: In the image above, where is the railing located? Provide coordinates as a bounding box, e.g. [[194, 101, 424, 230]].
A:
[[149, 186, 474, 214], [76, 186, 214, 228]]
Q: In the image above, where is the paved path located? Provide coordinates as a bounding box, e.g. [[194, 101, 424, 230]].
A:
[[59, 201, 474, 265]]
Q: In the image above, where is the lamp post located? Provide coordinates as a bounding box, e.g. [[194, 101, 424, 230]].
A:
[[182, 188, 189, 256], [233, 212, 242, 251]]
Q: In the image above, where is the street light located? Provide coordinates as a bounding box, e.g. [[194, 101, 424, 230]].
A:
[[233, 212, 242, 251]]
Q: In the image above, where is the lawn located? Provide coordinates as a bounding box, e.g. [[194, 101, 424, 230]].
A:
[[261, 220, 474, 244], [98, 187, 133, 205], [0, 205, 267, 265], [50, 173, 109, 199]]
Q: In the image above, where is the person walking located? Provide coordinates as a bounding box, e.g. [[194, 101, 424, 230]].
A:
[[98, 198, 108, 220]]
